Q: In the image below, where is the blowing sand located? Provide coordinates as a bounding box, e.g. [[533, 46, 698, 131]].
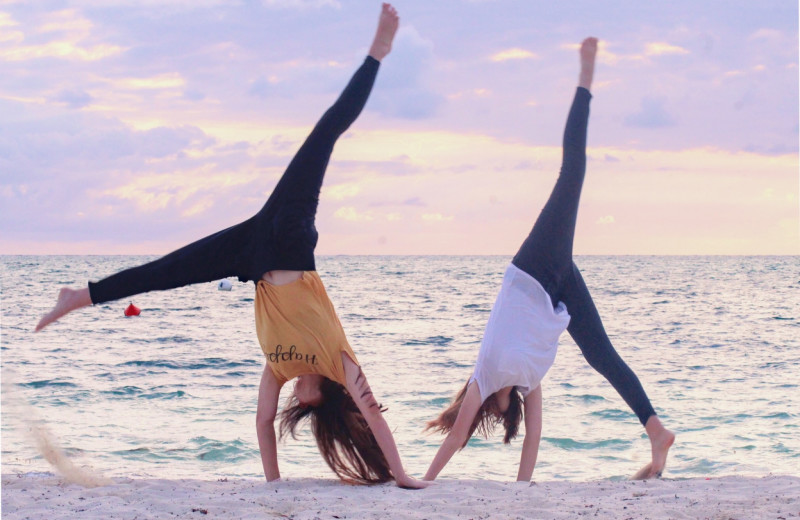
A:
[[1, 371, 113, 489], [2, 472, 798, 519]]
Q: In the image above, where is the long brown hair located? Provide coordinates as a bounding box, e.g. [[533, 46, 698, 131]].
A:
[[426, 379, 523, 447], [279, 377, 392, 485]]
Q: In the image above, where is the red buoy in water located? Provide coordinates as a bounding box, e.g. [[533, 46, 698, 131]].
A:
[[124, 303, 141, 317]]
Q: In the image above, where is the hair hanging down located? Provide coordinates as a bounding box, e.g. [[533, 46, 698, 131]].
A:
[[426, 379, 523, 447], [279, 377, 393, 485]]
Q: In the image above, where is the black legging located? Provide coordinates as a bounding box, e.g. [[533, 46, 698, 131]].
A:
[[89, 57, 380, 304], [512, 87, 657, 426]]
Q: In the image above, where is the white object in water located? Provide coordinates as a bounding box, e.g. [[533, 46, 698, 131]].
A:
[[218, 279, 233, 291]]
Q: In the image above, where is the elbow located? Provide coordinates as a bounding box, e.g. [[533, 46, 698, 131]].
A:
[[256, 410, 276, 432], [447, 429, 470, 450], [356, 388, 383, 418], [360, 403, 383, 423]]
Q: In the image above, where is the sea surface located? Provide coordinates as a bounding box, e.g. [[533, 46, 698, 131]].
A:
[[1, 255, 798, 483]]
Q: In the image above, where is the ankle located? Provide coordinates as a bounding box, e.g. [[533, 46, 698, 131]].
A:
[[644, 415, 664, 437], [67, 287, 93, 310], [578, 68, 593, 91], [368, 46, 388, 62]]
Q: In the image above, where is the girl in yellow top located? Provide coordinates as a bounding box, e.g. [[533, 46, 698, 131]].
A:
[[36, 3, 426, 489]]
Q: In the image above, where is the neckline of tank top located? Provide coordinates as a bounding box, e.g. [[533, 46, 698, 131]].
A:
[[257, 272, 310, 289]]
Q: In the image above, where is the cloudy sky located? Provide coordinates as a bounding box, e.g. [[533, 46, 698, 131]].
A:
[[1, 0, 797, 256]]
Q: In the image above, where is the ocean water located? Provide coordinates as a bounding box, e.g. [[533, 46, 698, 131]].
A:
[[1, 255, 798, 483]]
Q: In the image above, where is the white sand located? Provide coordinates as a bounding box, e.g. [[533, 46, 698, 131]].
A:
[[2, 473, 799, 519]]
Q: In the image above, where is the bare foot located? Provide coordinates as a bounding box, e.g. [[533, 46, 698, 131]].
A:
[[579, 37, 598, 91], [632, 416, 675, 479], [368, 3, 399, 62], [648, 423, 675, 476], [631, 462, 654, 480], [35, 287, 92, 332]]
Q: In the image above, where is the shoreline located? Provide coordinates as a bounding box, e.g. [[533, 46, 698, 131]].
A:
[[2, 473, 799, 519]]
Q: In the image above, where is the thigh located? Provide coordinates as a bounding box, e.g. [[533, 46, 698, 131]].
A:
[[260, 129, 335, 214], [511, 200, 579, 306], [511, 223, 562, 302]]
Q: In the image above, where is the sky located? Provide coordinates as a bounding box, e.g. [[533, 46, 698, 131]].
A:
[[1, 0, 798, 256]]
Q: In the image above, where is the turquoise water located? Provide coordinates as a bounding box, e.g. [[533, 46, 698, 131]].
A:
[[1, 255, 798, 482]]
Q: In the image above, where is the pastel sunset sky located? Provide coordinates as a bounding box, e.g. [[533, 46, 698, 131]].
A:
[[1, 0, 797, 255]]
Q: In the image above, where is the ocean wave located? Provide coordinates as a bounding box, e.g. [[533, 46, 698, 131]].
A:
[[543, 437, 631, 451], [402, 336, 454, 347], [117, 358, 260, 371], [20, 380, 77, 389]]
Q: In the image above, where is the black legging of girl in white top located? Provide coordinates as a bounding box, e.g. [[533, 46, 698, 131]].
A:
[[511, 86, 657, 426], [88, 57, 380, 305]]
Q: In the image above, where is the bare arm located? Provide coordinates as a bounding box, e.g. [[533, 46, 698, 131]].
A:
[[341, 354, 428, 489], [424, 381, 483, 481], [256, 365, 283, 482], [516, 384, 543, 482]]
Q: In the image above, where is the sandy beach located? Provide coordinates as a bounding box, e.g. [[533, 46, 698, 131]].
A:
[[2, 473, 798, 520]]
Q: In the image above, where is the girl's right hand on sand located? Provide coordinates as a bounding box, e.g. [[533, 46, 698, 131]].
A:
[[395, 474, 430, 489]]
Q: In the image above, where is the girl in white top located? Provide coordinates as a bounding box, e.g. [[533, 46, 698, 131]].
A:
[[425, 38, 675, 482], [468, 264, 569, 404]]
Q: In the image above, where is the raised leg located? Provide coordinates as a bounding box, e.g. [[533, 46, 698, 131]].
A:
[[511, 39, 597, 298], [264, 4, 398, 211], [34, 5, 400, 329]]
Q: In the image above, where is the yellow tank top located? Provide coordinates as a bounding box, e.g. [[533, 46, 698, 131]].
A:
[[254, 271, 359, 386]]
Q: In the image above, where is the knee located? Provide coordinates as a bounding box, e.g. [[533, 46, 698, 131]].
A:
[[578, 342, 619, 374]]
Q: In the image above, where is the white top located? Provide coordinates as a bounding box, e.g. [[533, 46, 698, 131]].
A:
[[470, 263, 571, 403]]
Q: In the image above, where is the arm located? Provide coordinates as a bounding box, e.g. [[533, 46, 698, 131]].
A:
[[424, 381, 483, 481], [341, 354, 428, 489], [516, 384, 543, 482], [256, 365, 283, 482]]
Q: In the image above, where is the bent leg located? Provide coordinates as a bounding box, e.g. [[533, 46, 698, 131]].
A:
[[562, 263, 656, 425]]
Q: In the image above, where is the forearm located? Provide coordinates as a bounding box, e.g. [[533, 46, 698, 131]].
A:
[[257, 421, 280, 481], [364, 410, 408, 480], [341, 356, 427, 488], [518, 385, 543, 482], [516, 434, 541, 481], [426, 381, 482, 480], [424, 431, 465, 480]]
